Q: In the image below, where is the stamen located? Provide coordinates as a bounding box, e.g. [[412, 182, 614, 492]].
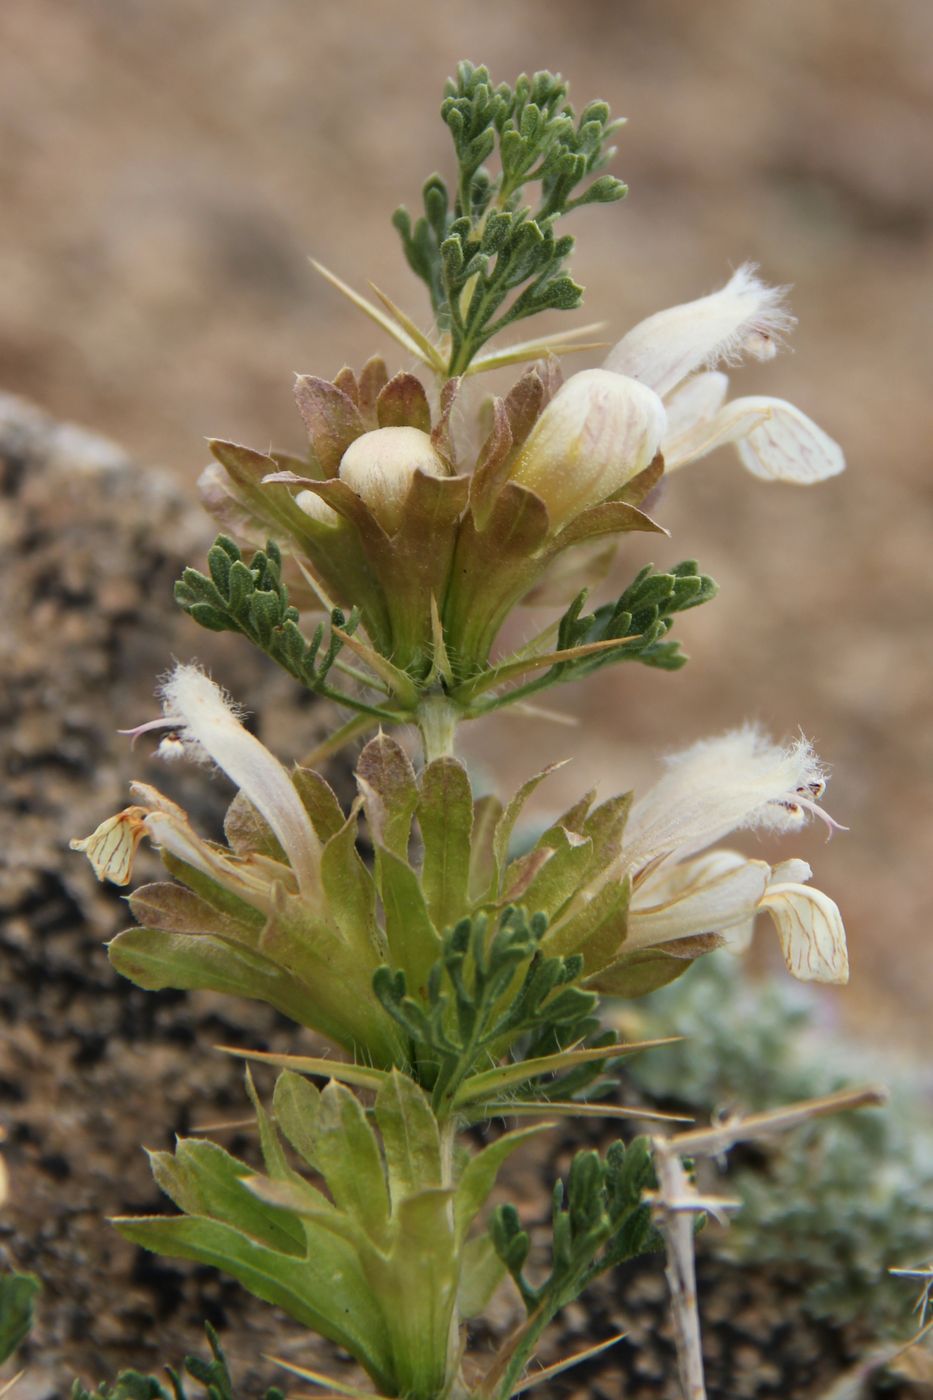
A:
[[118, 716, 184, 747], [783, 791, 848, 840]]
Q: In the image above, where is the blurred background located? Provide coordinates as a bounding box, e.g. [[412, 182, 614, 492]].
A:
[[2, 0, 931, 1045]]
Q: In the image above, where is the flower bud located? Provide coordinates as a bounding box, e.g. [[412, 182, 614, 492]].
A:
[[509, 369, 666, 529], [296, 489, 340, 527], [338, 426, 446, 533]]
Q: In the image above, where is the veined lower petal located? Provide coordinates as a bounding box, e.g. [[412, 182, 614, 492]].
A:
[[665, 394, 845, 482], [604, 265, 794, 398], [70, 807, 149, 886], [760, 881, 849, 984], [160, 666, 321, 897], [628, 851, 769, 949], [731, 397, 845, 483]]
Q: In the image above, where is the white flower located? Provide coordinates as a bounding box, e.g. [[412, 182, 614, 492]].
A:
[[70, 807, 149, 886], [603, 265, 845, 484], [73, 779, 301, 916], [508, 368, 667, 527], [338, 425, 447, 533], [618, 726, 848, 984], [119, 665, 321, 897]]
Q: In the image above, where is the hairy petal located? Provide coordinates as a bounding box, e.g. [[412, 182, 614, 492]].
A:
[[604, 265, 794, 398], [160, 666, 321, 896], [624, 725, 828, 872]]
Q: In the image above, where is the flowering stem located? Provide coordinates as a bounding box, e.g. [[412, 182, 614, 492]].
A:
[[417, 693, 461, 763]]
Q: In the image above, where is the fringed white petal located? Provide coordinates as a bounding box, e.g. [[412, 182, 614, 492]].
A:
[[624, 726, 827, 872], [629, 851, 769, 949], [604, 265, 794, 398], [159, 666, 320, 896], [760, 882, 849, 984]]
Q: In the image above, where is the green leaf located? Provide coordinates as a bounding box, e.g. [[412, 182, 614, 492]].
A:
[[127, 882, 258, 943], [152, 1138, 307, 1255], [313, 1083, 391, 1243], [583, 791, 632, 867], [290, 767, 347, 843], [243, 1067, 294, 1184], [356, 733, 419, 859], [418, 758, 474, 931], [457, 1234, 506, 1320], [493, 762, 566, 885], [114, 1216, 394, 1391], [473, 562, 718, 712], [468, 792, 504, 903], [372, 846, 441, 995], [320, 809, 379, 955], [374, 1189, 458, 1399], [374, 1071, 442, 1208], [272, 1071, 322, 1171], [588, 934, 724, 997], [518, 826, 595, 921], [108, 927, 324, 1029], [293, 375, 363, 476], [454, 1040, 647, 1108], [375, 372, 432, 433], [454, 1124, 552, 1242], [543, 878, 630, 971], [218, 1047, 389, 1094], [0, 1271, 39, 1363], [444, 482, 551, 677], [161, 854, 265, 934], [223, 791, 286, 862]]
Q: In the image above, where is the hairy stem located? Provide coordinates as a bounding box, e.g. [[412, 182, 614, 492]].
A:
[[417, 693, 462, 763]]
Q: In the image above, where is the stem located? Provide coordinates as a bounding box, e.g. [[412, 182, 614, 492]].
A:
[[439, 1118, 470, 1400], [417, 693, 461, 763]]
